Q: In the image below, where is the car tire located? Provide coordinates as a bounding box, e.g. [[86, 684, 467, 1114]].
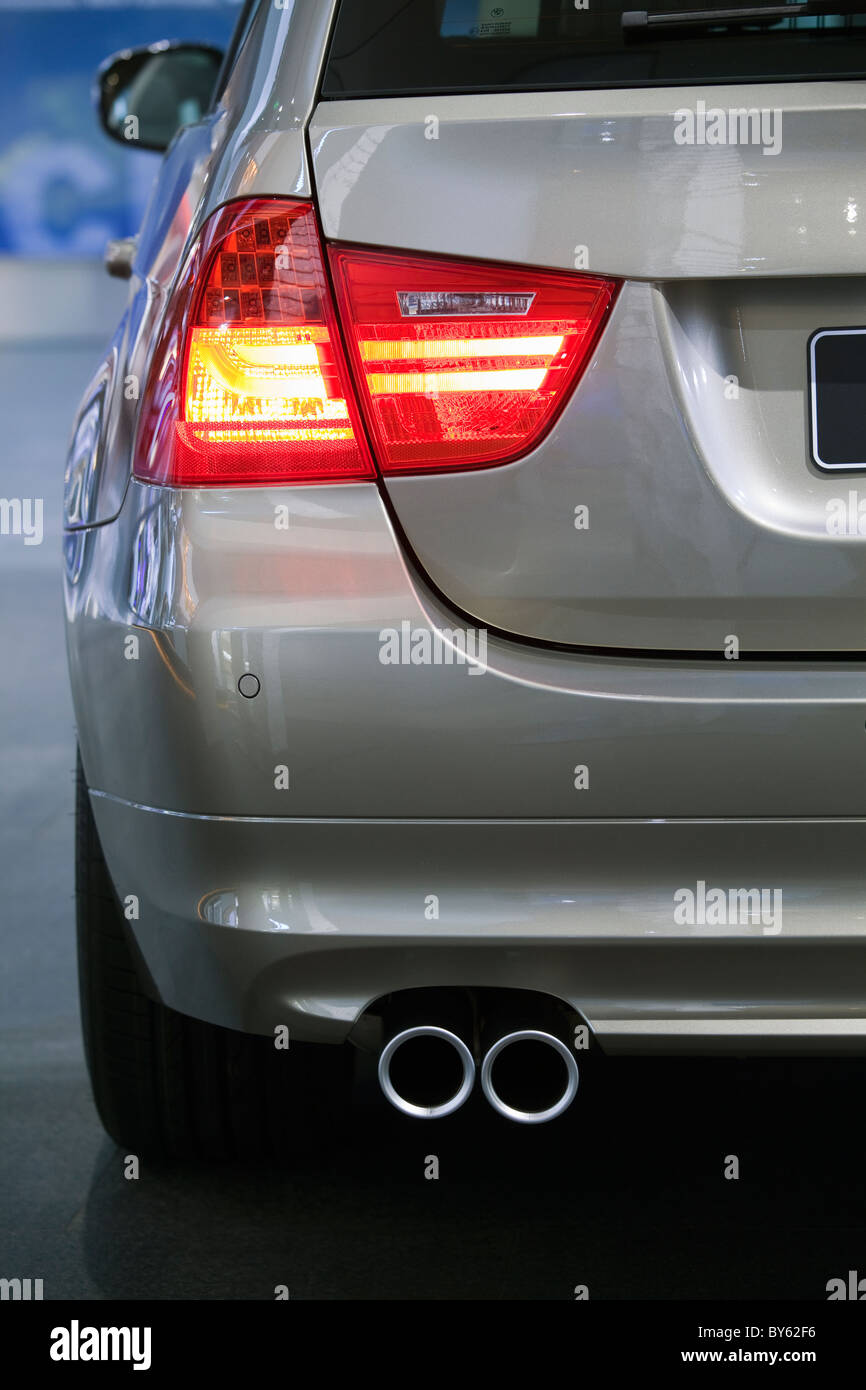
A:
[[75, 750, 353, 1159]]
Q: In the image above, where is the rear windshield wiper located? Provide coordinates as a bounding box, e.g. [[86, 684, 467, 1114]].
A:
[[622, 0, 866, 36]]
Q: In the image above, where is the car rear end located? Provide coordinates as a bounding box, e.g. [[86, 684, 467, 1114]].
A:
[[66, 0, 866, 1147]]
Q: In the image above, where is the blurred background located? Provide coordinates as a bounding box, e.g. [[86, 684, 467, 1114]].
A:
[[0, 0, 241, 339]]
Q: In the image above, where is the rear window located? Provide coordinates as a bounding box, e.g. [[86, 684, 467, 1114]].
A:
[[322, 0, 866, 97]]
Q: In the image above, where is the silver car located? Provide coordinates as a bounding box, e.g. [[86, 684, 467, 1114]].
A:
[[65, 0, 866, 1155]]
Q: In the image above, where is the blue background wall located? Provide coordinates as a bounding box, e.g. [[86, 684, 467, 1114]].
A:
[[0, 0, 242, 257]]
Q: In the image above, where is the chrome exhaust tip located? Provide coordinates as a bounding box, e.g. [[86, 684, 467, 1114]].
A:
[[480, 1029, 579, 1124], [378, 1025, 476, 1119]]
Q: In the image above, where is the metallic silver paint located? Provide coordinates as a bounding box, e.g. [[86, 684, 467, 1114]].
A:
[[67, 480, 866, 818], [307, 100, 866, 652], [63, 5, 866, 1060], [310, 86, 866, 279], [85, 790, 866, 1048]]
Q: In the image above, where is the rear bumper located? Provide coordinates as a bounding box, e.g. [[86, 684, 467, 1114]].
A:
[[90, 792, 866, 1050], [66, 479, 866, 1048]]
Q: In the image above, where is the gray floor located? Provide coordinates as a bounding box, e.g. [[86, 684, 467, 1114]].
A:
[[2, 339, 866, 1301]]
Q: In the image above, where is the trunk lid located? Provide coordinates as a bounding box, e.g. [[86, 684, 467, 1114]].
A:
[[310, 12, 866, 654]]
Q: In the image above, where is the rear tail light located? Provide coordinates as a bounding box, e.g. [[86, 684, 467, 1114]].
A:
[[134, 197, 619, 486], [133, 199, 375, 486], [328, 246, 619, 473]]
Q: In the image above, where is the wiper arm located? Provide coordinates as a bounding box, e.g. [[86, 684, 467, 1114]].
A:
[[623, 0, 866, 36]]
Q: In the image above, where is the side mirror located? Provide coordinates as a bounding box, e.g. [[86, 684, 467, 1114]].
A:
[[96, 42, 224, 153]]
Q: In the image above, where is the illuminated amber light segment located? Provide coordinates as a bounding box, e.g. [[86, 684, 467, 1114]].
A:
[[149, 200, 375, 484], [185, 325, 354, 430]]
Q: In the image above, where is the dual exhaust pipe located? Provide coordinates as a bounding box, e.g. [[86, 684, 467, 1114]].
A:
[[378, 1020, 580, 1125]]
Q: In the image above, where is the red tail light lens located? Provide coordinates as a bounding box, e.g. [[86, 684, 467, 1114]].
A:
[[134, 197, 619, 486], [134, 199, 374, 486], [328, 246, 619, 473]]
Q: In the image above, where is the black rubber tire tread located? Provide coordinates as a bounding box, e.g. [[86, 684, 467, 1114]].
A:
[[75, 750, 352, 1159]]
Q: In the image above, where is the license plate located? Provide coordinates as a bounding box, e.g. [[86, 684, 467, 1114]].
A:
[[809, 328, 866, 471]]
